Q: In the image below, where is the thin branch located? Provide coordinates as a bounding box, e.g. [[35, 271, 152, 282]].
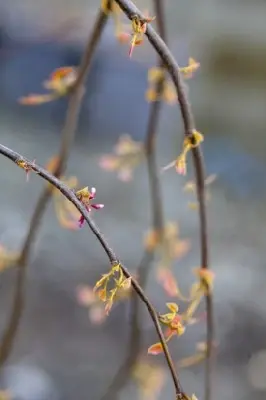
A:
[[144, 0, 166, 235], [101, 2, 168, 398], [0, 145, 186, 398], [0, 8, 109, 366], [113, 1, 214, 399]]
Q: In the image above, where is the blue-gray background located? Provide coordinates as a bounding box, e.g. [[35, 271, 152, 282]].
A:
[[0, 0, 266, 399]]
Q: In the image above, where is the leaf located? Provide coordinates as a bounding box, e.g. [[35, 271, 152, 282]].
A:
[[194, 268, 215, 290], [89, 305, 106, 325], [145, 88, 159, 102], [178, 352, 206, 368], [133, 360, 166, 400], [163, 85, 177, 105], [144, 230, 159, 251], [189, 282, 200, 299], [188, 202, 198, 210], [182, 294, 202, 322], [147, 342, 163, 355], [54, 195, 79, 230], [18, 93, 56, 105], [173, 239, 190, 259], [0, 245, 19, 272], [76, 285, 95, 306], [97, 288, 107, 302], [49, 66, 76, 82], [164, 329, 175, 341], [166, 302, 179, 313], [157, 268, 189, 301], [121, 277, 132, 290], [148, 67, 164, 82]]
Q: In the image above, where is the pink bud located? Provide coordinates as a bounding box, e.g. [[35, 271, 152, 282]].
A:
[[89, 187, 96, 199], [78, 215, 85, 228], [91, 204, 104, 210]]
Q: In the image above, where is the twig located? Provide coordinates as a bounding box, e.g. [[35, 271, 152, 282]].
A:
[[0, 145, 186, 398], [145, 0, 166, 236], [113, 1, 213, 399], [101, 1, 168, 398], [0, 8, 109, 366]]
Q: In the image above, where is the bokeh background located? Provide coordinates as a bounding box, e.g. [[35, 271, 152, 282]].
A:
[[1, 0, 266, 399]]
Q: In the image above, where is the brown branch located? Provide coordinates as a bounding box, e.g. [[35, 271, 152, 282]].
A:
[[0, 8, 109, 367], [101, 2, 168, 398], [0, 145, 186, 398], [145, 0, 166, 235], [113, 1, 214, 399]]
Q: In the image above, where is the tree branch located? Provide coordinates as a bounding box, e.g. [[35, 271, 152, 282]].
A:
[[0, 145, 187, 398], [101, 1, 169, 398], [113, 1, 214, 399], [0, 8, 109, 366]]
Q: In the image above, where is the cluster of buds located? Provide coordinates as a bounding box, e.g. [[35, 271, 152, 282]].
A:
[[148, 268, 214, 356], [146, 58, 200, 105], [128, 14, 155, 57], [99, 134, 145, 181], [18, 66, 79, 105], [146, 67, 177, 105], [183, 174, 217, 210], [179, 58, 200, 79], [163, 130, 204, 176], [182, 268, 215, 323], [148, 302, 185, 355], [16, 158, 37, 181], [144, 222, 190, 299], [75, 187, 104, 228], [93, 263, 131, 314], [0, 244, 19, 272], [101, 1, 155, 58], [132, 357, 166, 400]]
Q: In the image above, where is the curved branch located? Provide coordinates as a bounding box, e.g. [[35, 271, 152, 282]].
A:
[[0, 145, 186, 398], [113, 1, 214, 399], [101, 1, 169, 398]]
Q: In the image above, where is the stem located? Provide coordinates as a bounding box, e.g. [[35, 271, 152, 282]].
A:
[[113, 1, 213, 399], [101, 2, 171, 397], [145, 0, 166, 236], [0, 145, 185, 397], [0, 8, 109, 366]]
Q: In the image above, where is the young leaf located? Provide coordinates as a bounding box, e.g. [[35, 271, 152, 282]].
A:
[[148, 342, 163, 355], [166, 302, 179, 313]]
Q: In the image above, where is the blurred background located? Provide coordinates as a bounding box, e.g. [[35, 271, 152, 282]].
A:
[[1, 0, 266, 399]]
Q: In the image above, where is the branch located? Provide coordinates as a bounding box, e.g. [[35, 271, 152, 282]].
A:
[[101, 1, 168, 398], [144, 0, 166, 235], [0, 145, 186, 398], [114, 1, 214, 399], [0, 8, 109, 366]]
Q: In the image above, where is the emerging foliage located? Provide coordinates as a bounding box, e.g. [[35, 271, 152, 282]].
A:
[[93, 263, 132, 314]]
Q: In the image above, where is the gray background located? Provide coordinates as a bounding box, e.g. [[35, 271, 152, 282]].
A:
[[0, 0, 266, 399]]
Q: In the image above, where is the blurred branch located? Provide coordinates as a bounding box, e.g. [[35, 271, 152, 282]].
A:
[[113, 1, 213, 399], [0, 145, 186, 398], [101, 2, 168, 398], [144, 0, 166, 236], [0, 8, 110, 367]]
